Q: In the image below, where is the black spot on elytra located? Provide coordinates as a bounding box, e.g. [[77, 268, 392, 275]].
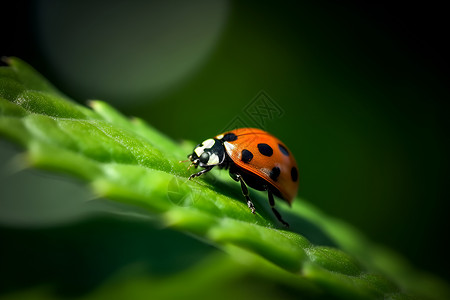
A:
[[291, 167, 298, 182], [257, 143, 273, 156], [269, 166, 281, 181], [278, 144, 289, 156], [222, 133, 238, 141], [241, 149, 253, 163]]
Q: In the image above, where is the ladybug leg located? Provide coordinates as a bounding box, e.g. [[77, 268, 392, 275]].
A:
[[188, 166, 213, 180], [233, 173, 256, 214], [229, 172, 239, 182], [268, 190, 289, 228]]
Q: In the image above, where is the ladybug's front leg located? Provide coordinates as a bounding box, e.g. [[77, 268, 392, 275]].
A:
[[231, 172, 256, 214], [188, 166, 213, 180]]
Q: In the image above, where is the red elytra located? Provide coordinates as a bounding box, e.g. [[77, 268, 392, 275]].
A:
[[217, 128, 299, 203]]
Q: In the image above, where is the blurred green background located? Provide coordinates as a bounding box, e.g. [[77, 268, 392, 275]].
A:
[[1, 0, 449, 297]]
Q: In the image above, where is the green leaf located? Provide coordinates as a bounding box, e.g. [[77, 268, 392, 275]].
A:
[[1, 57, 449, 300]]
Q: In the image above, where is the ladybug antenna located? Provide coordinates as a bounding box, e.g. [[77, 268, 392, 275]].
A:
[[179, 159, 190, 163]]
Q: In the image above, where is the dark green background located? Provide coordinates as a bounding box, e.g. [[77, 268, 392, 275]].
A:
[[2, 0, 449, 295]]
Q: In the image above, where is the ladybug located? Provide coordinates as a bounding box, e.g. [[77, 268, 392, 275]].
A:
[[186, 128, 299, 227]]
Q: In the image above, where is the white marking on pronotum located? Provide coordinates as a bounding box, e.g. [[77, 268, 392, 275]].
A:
[[209, 153, 220, 165], [216, 134, 224, 139], [194, 148, 203, 156], [202, 138, 215, 148], [194, 138, 215, 156]]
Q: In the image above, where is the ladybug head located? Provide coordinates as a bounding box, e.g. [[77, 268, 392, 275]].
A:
[[188, 138, 225, 168]]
